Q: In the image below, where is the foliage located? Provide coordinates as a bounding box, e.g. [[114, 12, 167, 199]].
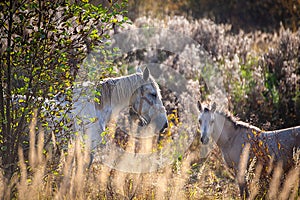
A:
[[188, 0, 300, 32], [127, 0, 300, 32], [127, 0, 188, 20], [0, 0, 128, 178]]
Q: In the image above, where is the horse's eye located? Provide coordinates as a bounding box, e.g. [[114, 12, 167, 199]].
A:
[[151, 93, 157, 98]]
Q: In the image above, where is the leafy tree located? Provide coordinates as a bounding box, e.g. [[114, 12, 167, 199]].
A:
[[0, 0, 128, 178]]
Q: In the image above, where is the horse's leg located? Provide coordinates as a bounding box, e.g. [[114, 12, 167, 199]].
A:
[[81, 119, 104, 169], [85, 122, 107, 169], [239, 182, 249, 199], [237, 143, 250, 199]]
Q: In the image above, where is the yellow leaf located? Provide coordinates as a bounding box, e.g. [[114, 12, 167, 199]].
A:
[[94, 97, 100, 104], [277, 142, 281, 150], [65, 81, 71, 87], [111, 18, 118, 23], [89, 117, 97, 123], [169, 122, 174, 128]]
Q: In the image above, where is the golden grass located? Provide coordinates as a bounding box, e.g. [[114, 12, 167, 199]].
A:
[[1, 116, 299, 200]]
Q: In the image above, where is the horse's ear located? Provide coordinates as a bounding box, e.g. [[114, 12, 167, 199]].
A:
[[197, 100, 202, 111], [136, 67, 142, 73], [211, 102, 217, 112], [143, 67, 150, 81]]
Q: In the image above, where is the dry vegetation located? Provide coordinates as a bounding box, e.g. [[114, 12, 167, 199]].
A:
[[126, 0, 300, 32], [1, 122, 299, 199], [1, 11, 300, 200]]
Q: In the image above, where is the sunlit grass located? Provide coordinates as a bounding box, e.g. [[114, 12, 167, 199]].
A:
[[1, 116, 299, 199]]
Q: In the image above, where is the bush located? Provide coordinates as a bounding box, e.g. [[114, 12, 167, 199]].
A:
[[127, 0, 300, 32], [0, 0, 128, 179]]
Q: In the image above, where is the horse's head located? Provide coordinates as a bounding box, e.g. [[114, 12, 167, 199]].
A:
[[129, 67, 168, 134], [197, 101, 216, 145]]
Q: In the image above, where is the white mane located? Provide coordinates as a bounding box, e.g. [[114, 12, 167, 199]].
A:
[[96, 73, 159, 109]]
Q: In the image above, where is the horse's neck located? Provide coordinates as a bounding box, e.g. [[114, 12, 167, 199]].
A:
[[213, 113, 241, 148], [109, 74, 144, 115], [213, 113, 248, 169], [212, 113, 226, 146]]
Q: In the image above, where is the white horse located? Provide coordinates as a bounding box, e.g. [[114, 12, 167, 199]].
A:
[[72, 67, 168, 157], [197, 101, 300, 198], [11, 67, 168, 168]]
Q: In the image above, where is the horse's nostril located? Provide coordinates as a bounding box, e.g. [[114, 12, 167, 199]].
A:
[[138, 120, 144, 126], [163, 122, 168, 129], [201, 137, 209, 145]]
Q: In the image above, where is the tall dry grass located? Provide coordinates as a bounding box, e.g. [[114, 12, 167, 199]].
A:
[[0, 113, 197, 199], [239, 146, 300, 200], [1, 113, 299, 199]]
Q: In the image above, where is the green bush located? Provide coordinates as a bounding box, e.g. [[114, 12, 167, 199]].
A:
[[0, 0, 128, 179]]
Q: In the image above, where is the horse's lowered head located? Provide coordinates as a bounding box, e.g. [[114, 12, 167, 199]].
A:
[[197, 101, 216, 145], [129, 67, 168, 135]]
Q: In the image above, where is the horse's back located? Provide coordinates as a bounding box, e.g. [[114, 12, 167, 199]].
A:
[[260, 126, 300, 170], [263, 125, 300, 141]]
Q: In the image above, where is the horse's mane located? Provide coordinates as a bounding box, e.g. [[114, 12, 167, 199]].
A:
[[96, 73, 160, 110], [200, 102, 260, 132], [216, 110, 261, 131]]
